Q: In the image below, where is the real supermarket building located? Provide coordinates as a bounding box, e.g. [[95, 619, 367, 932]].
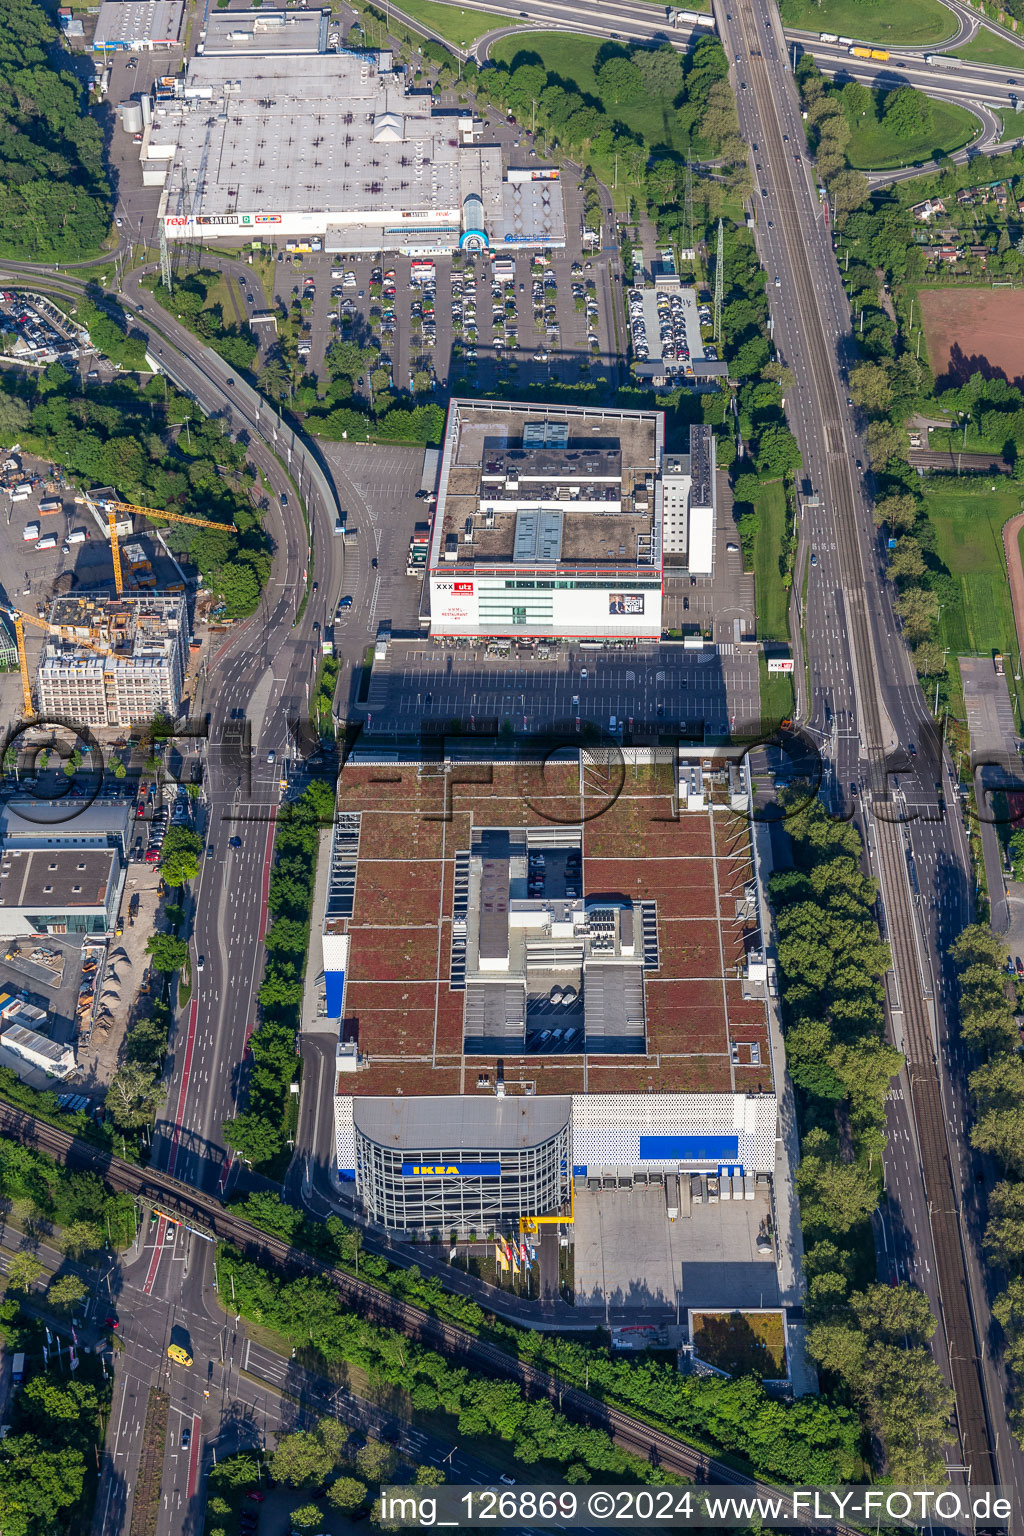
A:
[[143, 30, 565, 256]]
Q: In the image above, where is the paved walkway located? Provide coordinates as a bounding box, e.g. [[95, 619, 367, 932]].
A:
[[1003, 509, 1024, 681]]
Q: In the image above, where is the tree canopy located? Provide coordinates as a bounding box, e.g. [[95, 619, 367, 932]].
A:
[[0, 0, 111, 260]]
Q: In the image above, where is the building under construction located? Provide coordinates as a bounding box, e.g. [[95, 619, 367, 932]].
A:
[[35, 594, 189, 727]]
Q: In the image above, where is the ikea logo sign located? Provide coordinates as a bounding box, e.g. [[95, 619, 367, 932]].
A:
[[401, 1162, 502, 1178]]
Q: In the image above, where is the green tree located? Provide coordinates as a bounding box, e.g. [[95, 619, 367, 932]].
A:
[[882, 84, 932, 140], [146, 933, 189, 974], [829, 169, 868, 217], [896, 587, 939, 643], [355, 1439, 397, 1483], [873, 493, 918, 534], [949, 924, 1008, 970], [47, 1273, 87, 1313], [232, 1189, 302, 1241], [0, 1435, 86, 1536], [888, 539, 926, 583], [107, 1060, 161, 1129], [596, 57, 644, 105], [795, 1127, 879, 1233], [971, 1055, 1024, 1173], [5, 1252, 43, 1290], [222, 1111, 283, 1165], [755, 422, 801, 477], [850, 1282, 936, 1344], [985, 1182, 1024, 1267], [289, 1503, 323, 1531], [633, 44, 683, 99], [270, 1419, 349, 1490], [849, 362, 893, 416], [327, 1475, 369, 1511], [158, 826, 203, 885], [866, 418, 906, 468], [413, 1466, 446, 1486], [58, 1219, 102, 1258]]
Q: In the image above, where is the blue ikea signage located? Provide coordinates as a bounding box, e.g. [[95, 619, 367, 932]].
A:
[[638, 1135, 739, 1161], [401, 1162, 502, 1178]]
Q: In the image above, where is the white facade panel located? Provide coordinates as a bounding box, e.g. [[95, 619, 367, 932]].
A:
[[429, 575, 661, 638], [570, 1092, 777, 1174], [334, 1094, 357, 1175], [322, 933, 350, 973], [688, 505, 714, 575]]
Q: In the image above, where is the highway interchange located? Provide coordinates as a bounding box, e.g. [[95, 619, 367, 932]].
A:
[[3, 0, 1024, 1525]]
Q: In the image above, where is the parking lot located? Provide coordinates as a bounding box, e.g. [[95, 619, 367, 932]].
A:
[[269, 232, 622, 403], [361, 638, 759, 740], [573, 1181, 779, 1320]]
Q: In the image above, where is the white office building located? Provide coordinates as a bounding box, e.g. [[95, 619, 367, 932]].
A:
[[661, 425, 716, 574]]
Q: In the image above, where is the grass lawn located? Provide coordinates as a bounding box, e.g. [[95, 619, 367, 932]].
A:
[[994, 107, 1024, 144], [750, 478, 789, 643], [952, 27, 1024, 68], [490, 30, 693, 161], [923, 479, 1022, 673], [691, 1309, 788, 1378], [845, 96, 978, 169], [393, 0, 518, 47], [780, 0, 954, 44]]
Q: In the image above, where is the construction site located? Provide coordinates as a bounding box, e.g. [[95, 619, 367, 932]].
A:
[[0, 456, 232, 728]]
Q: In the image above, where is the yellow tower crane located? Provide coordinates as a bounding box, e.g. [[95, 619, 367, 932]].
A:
[[5, 608, 110, 720], [73, 495, 237, 596]]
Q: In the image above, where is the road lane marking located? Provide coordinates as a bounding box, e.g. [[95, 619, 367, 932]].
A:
[[142, 1215, 166, 1295], [167, 999, 200, 1179]]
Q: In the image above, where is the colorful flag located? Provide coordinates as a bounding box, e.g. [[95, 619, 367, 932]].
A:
[[69, 1349, 79, 1372], [518, 1241, 529, 1264]]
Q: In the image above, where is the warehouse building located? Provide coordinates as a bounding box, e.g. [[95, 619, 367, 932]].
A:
[[425, 401, 664, 638], [326, 758, 776, 1236], [146, 41, 565, 255], [0, 1023, 75, 1079], [35, 594, 189, 728], [93, 0, 184, 50]]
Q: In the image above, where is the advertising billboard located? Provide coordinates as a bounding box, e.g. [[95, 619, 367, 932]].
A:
[[609, 593, 644, 616]]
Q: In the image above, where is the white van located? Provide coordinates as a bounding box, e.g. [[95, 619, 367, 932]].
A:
[[35, 535, 57, 551], [67, 529, 87, 545], [22, 524, 39, 541]]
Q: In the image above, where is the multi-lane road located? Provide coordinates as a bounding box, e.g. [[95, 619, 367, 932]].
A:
[[4, 0, 1024, 1518], [714, 0, 1024, 1502]]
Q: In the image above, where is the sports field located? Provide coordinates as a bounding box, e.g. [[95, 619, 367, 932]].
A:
[[921, 479, 1021, 662], [919, 286, 1024, 387]]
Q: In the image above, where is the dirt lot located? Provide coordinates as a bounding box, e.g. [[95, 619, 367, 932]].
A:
[[919, 286, 1024, 387], [78, 868, 165, 1092]]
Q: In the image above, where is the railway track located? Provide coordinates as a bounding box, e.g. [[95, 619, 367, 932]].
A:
[[0, 1101, 868, 1527], [732, 0, 996, 1482]]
